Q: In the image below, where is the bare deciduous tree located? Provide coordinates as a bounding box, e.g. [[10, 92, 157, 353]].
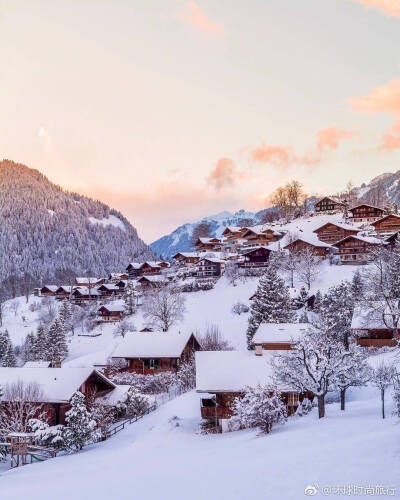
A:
[[198, 324, 233, 351], [295, 248, 320, 290], [0, 381, 47, 434], [9, 300, 19, 317], [143, 286, 186, 331]]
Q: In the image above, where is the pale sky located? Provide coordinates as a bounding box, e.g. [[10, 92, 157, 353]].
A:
[[1, 0, 400, 242]]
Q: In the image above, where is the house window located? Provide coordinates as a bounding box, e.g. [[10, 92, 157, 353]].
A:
[[143, 359, 160, 369], [287, 392, 299, 406]]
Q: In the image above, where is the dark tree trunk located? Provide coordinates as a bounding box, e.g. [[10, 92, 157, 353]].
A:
[[381, 389, 385, 419], [340, 388, 346, 411], [317, 395, 325, 418]]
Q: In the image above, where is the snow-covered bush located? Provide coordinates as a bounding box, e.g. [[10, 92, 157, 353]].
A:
[[393, 384, 400, 418], [372, 362, 396, 419], [28, 418, 66, 449], [175, 358, 196, 392], [231, 385, 287, 434], [123, 387, 151, 417], [109, 371, 175, 394], [114, 319, 136, 338], [231, 301, 249, 315], [295, 398, 313, 417]]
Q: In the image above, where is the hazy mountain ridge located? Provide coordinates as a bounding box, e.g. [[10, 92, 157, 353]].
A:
[[0, 160, 153, 294]]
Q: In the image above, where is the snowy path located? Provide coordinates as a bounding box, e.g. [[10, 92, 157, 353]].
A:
[[1, 389, 399, 500]]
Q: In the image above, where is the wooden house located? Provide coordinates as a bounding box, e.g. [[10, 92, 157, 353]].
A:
[[98, 302, 124, 322], [40, 285, 58, 297], [195, 237, 222, 252], [347, 204, 385, 223], [196, 258, 226, 278], [75, 277, 104, 288], [137, 275, 169, 289], [112, 331, 201, 374], [0, 368, 115, 425], [173, 252, 201, 267], [332, 235, 383, 264], [221, 226, 247, 241], [240, 226, 283, 248], [283, 237, 331, 257], [108, 272, 128, 282], [97, 283, 121, 297], [138, 262, 162, 276], [240, 247, 272, 268], [251, 323, 309, 352], [351, 304, 398, 347], [385, 231, 400, 248], [371, 214, 400, 235], [126, 262, 142, 278], [71, 286, 100, 303], [54, 286, 74, 300], [314, 196, 345, 213], [313, 222, 359, 244], [196, 351, 313, 432]]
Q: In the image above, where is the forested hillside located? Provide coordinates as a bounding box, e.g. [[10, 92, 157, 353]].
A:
[[0, 160, 153, 298]]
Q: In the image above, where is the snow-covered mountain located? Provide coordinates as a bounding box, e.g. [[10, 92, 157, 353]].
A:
[[150, 209, 270, 259], [0, 160, 153, 297]]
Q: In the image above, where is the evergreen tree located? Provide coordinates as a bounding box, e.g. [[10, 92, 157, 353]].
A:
[[246, 265, 295, 348], [293, 286, 308, 309], [59, 301, 73, 336], [47, 317, 68, 364], [312, 290, 322, 313], [351, 269, 363, 298], [33, 324, 48, 361], [21, 332, 36, 362], [124, 387, 150, 417], [0, 330, 16, 367], [123, 281, 137, 315], [64, 391, 96, 451]]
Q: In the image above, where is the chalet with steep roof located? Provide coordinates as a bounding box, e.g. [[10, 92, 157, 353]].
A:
[[314, 196, 345, 213], [332, 235, 383, 264], [351, 304, 398, 347], [313, 222, 359, 244], [371, 214, 400, 235], [196, 258, 226, 278], [348, 204, 385, 223], [283, 236, 331, 257], [240, 246, 272, 268]]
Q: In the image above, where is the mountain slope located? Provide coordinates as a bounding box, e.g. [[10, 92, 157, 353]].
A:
[[0, 160, 153, 294]]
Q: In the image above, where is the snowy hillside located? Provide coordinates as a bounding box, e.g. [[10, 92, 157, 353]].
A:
[[0, 160, 153, 299], [1, 385, 399, 499]]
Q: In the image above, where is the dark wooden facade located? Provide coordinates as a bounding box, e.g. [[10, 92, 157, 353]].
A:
[[126, 334, 201, 374], [333, 236, 380, 264], [98, 306, 123, 322], [354, 328, 397, 347], [313, 223, 359, 244], [284, 239, 329, 257], [372, 214, 400, 234], [314, 197, 345, 213], [240, 247, 271, 268], [348, 204, 385, 223], [196, 258, 225, 278], [40, 286, 57, 296], [195, 238, 221, 252]]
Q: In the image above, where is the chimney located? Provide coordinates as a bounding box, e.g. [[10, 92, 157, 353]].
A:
[[255, 345, 263, 356]]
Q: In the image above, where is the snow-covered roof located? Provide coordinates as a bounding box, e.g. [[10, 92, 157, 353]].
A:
[[198, 237, 220, 244], [242, 246, 273, 255], [315, 196, 344, 205], [73, 287, 100, 295], [127, 262, 142, 270], [41, 285, 58, 292], [351, 303, 394, 330], [99, 283, 120, 291], [348, 204, 384, 212], [75, 277, 99, 284], [313, 221, 360, 233], [100, 385, 156, 406], [0, 368, 115, 403], [23, 361, 51, 368], [142, 261, 162, 268], [138, 275, 168, 283], [223, 226, 243, 233], [112, 331, 196, 358], [252, 323, 309, 344], [332, 235, 383, 246], [99, 300, 125, 312], [173, 252, 201, 258], [284, 234, 332, 248], [371, 214, 400, 226], [56, 286, 74, 293], [196, 351, 280, 392], [198, 257, 226, 264]]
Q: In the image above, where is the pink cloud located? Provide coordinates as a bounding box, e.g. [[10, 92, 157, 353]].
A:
[[251, 126, 355, 169], [379, 120, 400, 150], [207, 157, 242, 190], [351, 0, 400, 18], [348, 79, 400, 115], [179, 2, 223, 36]]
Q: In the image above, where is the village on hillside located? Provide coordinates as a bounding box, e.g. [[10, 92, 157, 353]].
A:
[[1, 184, 400, 491]]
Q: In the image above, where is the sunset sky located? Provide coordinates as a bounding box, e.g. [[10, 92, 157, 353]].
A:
[[2, 0, 400, 242]]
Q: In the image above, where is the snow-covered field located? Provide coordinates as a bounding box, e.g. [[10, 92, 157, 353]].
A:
[[1, 383, 399, 499]]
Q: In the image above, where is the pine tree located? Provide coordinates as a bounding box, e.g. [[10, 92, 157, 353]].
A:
[[312, 290, 322, 312], [0, 330, 16, 367], [351, 269, 363, 298], [47, 317, 68, 364], [59, 301, 73, 336], [124, 387, 150, 417], [246, 265, 295, 348], [64, 392, 96, 451], [33, 324, 48, 361], [21, 332, 36, 362], [123, 281, 137, 315], [293, 286, 308, 309]]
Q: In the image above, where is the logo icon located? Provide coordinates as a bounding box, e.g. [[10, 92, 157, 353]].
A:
[[304, 485, 318, 496]]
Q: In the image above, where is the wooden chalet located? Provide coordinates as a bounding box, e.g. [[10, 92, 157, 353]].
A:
[[98, 302, 124, 322], [195, 237, 222, 252], [55, 286, 76, 300], [240, 226, 283, 248], [371, 214, 400, 235], [138, 262, 162, 275], [313, 222, 359, 244], [0, 368, 115, 425], [75, 277, 104, 288], [126, 262, 142, 278], [97, 283, 122, 297], [239, 246, 272, 268], [385, 231, 400, 247], [108, 272, 128, 282], [347, 204, 385, 223], [351, 304, 398, 347], [221, 226, 247, 241], [173, 252, 201, 267], [40, 285, 58, 297], [71, 286, 100, 303], [314, 196, 345, 213], [112, 331, 201, 374], [332, 235, 383, 264], [283, 237, 331, 257], [137, 275, 169, 289], [196, 351, 313, 432], [196, 258, 226, 278], [251, 323, 309, 352]]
